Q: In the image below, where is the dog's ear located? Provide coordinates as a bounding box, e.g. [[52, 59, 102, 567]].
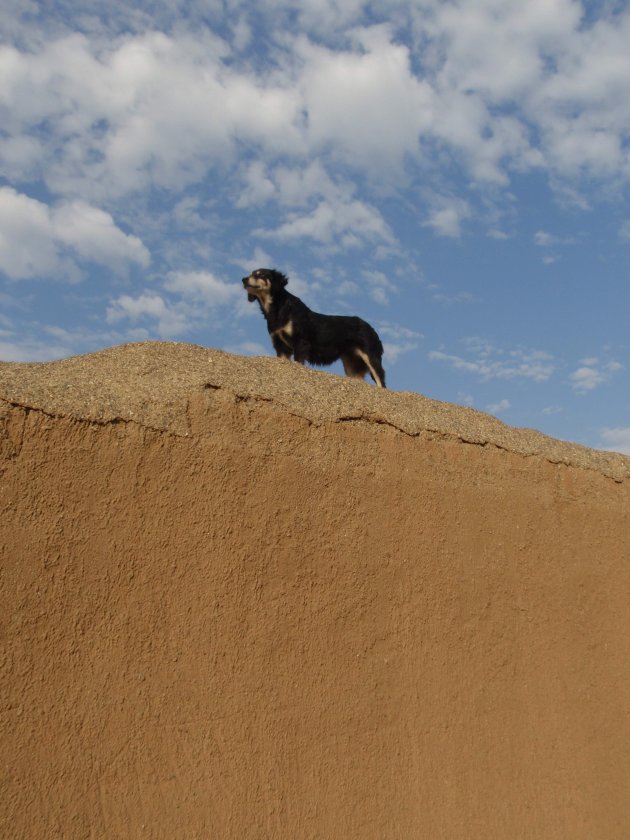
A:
[[277, 271, 288, 287], [247, 293, 256, 302]]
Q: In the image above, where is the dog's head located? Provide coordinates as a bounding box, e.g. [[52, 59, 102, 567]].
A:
[[242, 268, 288, 303]]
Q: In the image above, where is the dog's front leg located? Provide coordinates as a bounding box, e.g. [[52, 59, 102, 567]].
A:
[[271, 334, 292, 359]]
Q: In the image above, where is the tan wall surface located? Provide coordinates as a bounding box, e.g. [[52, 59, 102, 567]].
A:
[[1, 343, 630, 839]]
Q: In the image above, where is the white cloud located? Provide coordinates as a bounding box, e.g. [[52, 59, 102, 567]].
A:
[[0, 186, 149, 280], [54, 201, 149, 269], [235, 161, 276, 208], [164, 271, 240, 306], [298, 27, 435, 170], [232, 247, 274, 277], [257, 195, 393, 248], [238, 160, 354, 214], [271, 161, 339, 208], [241, 160, 396, 252], [534, 230, 555, 247], [424, 196, 471, 238], [569, 358, 623, 393], [414, 0, 630, 183], [0, 187, 65, 280], [2, 4, 630, 229], [106, 292, 189, 338], [422, 0, 581, 102], [337, 280, 359, 296], [487, 228, 510, 240], [106, 268, 242, 340], [600, 427, 630, 456], [172, 197, 211, 230], [0, 31, 303, 200], [0, 134, 43, 179]]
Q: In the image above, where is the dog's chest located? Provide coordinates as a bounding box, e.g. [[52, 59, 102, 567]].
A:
[[265, 301, 296, 339], [269, 316, 294, 345]]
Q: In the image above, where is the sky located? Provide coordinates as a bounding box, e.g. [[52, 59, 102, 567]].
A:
[[1, 0, 629, 453]]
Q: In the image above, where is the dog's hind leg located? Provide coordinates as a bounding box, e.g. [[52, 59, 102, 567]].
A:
[[291, 338, 311, 366], [341, 353, 368, 381], [354, 348, 386, 388]]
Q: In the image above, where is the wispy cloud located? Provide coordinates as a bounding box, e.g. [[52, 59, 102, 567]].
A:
[[0, 322, 121, 362], [430, 340, 555, 382], [533, 229, 576, 264], [619, 220, 630, 242], [0, 337, 71, 362], [363, 270, 398, 305], [534, 230, 575, 248], [432, 291, 476, 305], [379, 323, 423, 363], [486, 398, 511, 415]]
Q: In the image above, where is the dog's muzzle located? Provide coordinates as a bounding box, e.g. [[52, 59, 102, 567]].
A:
[[242, 276, 255, 302]]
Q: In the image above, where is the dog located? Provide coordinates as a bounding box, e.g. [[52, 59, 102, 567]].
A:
[[242, 268, 386, 387]]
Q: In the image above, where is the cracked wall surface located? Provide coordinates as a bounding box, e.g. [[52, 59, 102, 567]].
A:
[[1, 342, 630, 839]]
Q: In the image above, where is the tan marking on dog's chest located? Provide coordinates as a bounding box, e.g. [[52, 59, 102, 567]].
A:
[[272, 320, 294, 341], [258, 293, 273, 314]]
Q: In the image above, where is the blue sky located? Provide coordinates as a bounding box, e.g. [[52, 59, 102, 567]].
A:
[[1, 0, 629, 453]]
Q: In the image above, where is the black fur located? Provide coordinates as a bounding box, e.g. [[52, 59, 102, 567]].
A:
[[241, 268, 386, 387]]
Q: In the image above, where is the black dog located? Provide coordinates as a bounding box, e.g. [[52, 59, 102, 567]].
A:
[[242, 268, 386, 387]]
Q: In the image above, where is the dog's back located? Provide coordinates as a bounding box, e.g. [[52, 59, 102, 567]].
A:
[[305, 310, 383, 363]]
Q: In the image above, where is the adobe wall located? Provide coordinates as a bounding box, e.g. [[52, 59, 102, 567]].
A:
[[1, 343, 629, 839]]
